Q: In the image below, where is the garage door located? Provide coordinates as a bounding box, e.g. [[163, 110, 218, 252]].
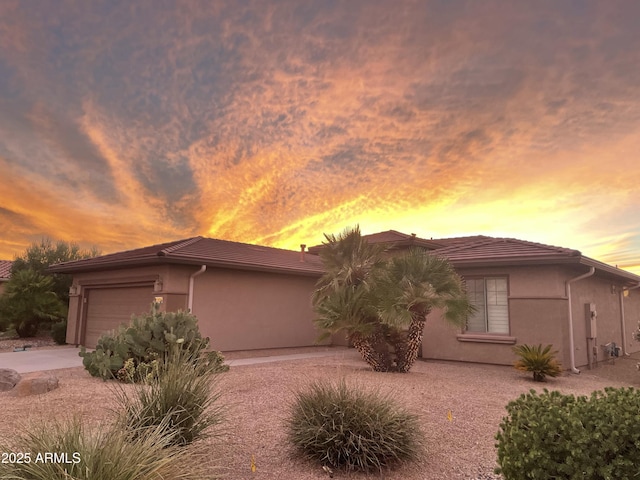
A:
[[84, 286, 154, 348]]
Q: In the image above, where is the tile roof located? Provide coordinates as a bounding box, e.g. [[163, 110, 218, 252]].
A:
[[47, 231, 640, 285], [0, 260, 12, 280], [308, 230, 445, 253], [310, 230, 640, 283], [432, 236, 581, 264], [49, 237, 323, 277]]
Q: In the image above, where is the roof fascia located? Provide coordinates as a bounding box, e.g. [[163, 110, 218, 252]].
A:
[[579, 257, 640, 284], [448, 255, 640, 284], [48, 255, 323, 278]]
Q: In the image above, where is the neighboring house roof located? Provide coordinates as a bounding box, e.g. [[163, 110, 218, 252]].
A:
[[0, 260, 12, 281], [48, 236, 324, 277]]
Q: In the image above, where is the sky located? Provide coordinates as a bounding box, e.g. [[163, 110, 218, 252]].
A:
[[0, 0, 639, 275]]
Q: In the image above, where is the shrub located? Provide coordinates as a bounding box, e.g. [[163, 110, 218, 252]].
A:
[[0, 416, 208, 480], [287, 379, 423, 472], [0, 269, 65, 338], [80, 308, 227, 381], [115, 346, 225, 446], [513, 343, 562, 381], [495, 387, 640, 479], [51, 320, 67, 345]]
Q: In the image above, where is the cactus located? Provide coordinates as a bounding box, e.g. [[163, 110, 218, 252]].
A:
[[78, 309, 223, 381]]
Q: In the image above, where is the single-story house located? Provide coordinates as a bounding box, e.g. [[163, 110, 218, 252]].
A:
[[0, 260, 12, 296], [49, 237, 324, 351], [354, 231, 640, 372], [49, 231, 640, 371]]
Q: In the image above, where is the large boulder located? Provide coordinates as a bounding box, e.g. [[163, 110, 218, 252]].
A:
[[12, 373, 59, 396], [0, 368, 21, 391]]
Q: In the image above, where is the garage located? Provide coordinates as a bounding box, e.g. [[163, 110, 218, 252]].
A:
[[83, 285, 154, 348]]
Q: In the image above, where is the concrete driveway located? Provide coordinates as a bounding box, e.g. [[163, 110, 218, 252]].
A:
[[0, 347, 83, 373], [0, 347, 353, 373]]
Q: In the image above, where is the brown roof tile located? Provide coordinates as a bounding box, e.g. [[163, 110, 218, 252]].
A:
[[49, 237, 323, 277], [432, 236, 581, 262], [308, 230, 445, 254], [0, 260, 12, 280]]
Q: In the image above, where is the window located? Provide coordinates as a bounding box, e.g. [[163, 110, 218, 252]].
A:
[[465, 277, 509, 334]]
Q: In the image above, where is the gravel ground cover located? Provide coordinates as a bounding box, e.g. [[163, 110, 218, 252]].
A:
[[1, 342, 639, 479]]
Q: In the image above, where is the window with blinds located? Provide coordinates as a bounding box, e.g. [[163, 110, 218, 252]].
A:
[[465, 277, 509, 334]]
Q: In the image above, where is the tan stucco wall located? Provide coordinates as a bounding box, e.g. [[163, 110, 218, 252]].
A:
[[67, 264, 324, 351], [624, 287, 640, 354], [421, 264, 640, 369], [0, 280, 7, 296], [422, 265, 568, 365], [191, 268, 323, 351], [569, 274, 640, 366], [66, 265, 171, 344]]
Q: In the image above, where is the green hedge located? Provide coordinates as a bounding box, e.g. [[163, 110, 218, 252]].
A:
[[496, 387, 640, 479]]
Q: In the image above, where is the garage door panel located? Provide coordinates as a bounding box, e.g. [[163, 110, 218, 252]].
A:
[[84, 286, 153, 348]]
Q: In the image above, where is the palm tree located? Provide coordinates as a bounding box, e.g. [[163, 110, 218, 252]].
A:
[[312, 226, 392, 371], [313, 227, 472, 372], [376, 248, 471, 372]]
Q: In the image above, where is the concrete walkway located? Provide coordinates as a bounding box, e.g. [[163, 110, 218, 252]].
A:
[[0, 347, 84, 374], [0, 347, 353, 374]]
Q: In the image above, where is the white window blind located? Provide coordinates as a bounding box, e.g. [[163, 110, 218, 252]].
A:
[[466, 277, 509, 334]]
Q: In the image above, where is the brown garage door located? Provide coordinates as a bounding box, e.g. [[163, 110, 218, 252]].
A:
[[83, 286, 154, 348]]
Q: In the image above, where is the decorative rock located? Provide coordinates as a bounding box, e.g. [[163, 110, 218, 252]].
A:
[[12, 373, 59, 396], [0, 368, 21, 391]]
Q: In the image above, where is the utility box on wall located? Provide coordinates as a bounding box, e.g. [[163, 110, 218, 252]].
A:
[[585, 303, 597, 339]]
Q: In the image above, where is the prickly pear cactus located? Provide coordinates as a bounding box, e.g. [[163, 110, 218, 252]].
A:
[[79, 308, 218, 381]]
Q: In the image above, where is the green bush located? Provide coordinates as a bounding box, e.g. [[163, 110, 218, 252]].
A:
[[496, 387, 640, 479], [287, 379, 423, 472], [79, 308, 227, 381], [0, 269, 65, 338], [513, 343, 562, 381], [51, 320, 67, 345], [114, 346, 225, 447], [0, 416, 208, 480]]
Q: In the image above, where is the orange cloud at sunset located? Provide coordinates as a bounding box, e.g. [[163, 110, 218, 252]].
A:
[[0, 1, 638, 276]]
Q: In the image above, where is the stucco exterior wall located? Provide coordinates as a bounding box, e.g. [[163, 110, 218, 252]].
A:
[[66, 264, 324, 351], [66, 265, 169, 344], [422, 265, 568, 365], [421, 263, 640, 369], [191, 268, 322, 351], [568, 273, 640, 367], [624, 287, 640, 354]]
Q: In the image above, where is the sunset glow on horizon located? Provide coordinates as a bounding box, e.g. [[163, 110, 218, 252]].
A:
[[1, 1, 639, 275]]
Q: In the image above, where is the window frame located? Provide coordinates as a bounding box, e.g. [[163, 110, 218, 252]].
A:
[[463, 275, 511, 336]]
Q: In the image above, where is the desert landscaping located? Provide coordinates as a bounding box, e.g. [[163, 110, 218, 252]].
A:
[[2, 341, 639, 480]]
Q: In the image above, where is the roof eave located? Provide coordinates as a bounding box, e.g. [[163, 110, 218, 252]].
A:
[[162, 256, 323, 277], [447, 255, 580, 268], [48, 255, 323, 277], [47, 256, 166, 274], [448, 255, 640, 284], [579, 257, 640, 284]]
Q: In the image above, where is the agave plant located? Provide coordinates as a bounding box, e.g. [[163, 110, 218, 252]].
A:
[[513, 344, 562, 382]]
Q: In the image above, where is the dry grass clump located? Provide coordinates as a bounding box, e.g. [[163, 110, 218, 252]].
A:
[[0, 417, 210, 480], [287, 379, 424, 473], [114, 347, 225, 446]]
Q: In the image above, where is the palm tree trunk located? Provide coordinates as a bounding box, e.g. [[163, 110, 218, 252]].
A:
[[395, 311, 427, 373], [350, 329, 393, 372]]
